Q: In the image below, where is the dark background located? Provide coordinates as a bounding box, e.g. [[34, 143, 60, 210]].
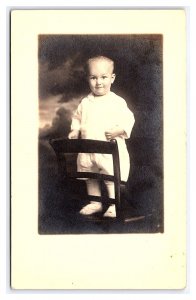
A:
[[38, 34, 163, 234]]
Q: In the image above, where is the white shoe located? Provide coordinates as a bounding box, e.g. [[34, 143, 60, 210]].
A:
[[103, 205, 116, 218], [79, 201, 102, 215]]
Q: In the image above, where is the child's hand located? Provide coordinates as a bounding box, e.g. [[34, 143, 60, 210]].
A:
[[68, 130, 80, 139], [105, 126, 125, 140]]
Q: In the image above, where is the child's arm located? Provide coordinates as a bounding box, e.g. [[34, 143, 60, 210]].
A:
[[68, 101, 82, 139], [105, 125, 125, 140], [105, 99, 135, 140]]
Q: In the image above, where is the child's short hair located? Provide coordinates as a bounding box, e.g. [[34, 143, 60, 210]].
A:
[[85, 55, 115, 74]]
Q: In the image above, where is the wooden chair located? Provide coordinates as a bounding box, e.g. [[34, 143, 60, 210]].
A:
[[49, 138, 127, 220]]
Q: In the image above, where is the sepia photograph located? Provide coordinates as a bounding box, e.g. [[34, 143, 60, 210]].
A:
[[38, 34, 163, 234]]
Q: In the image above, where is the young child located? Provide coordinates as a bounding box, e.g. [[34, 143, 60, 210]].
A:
[[68, 56, 135, 217]]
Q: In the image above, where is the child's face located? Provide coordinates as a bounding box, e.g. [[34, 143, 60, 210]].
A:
[[87, 59, 115, 96]]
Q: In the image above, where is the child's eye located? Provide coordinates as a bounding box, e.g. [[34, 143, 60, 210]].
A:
[[90, 76, 96, 80], [102, 76, 107, 79]]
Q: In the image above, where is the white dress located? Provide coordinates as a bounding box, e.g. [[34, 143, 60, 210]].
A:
[[71, 91, 135, 182]]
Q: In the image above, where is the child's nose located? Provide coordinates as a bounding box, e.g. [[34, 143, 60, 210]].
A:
[[96, 78, 102, 85]]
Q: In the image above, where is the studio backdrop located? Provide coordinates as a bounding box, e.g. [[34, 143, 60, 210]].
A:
[[38, 34, 163, 234]]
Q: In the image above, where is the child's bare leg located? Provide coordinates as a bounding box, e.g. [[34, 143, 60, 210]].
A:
[[103, 181, 116, 218], [86, 179, 101, 197], [79, 179, 102, 215]]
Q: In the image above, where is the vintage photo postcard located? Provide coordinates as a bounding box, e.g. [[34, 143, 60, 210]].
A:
[[11, 10, 186, 289]]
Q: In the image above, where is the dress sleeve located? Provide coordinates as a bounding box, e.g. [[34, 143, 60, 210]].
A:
[[118, 100, 135, 139], [70, 102, 82, 131]]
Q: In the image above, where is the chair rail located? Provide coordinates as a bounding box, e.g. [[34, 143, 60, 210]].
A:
[[49, 138, 118, 154]]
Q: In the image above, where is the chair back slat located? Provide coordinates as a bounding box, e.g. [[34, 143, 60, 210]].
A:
[[64, 171, 115, 181], [49, 138, 117, 154]]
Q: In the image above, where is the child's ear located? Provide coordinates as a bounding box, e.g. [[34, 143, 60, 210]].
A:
[[111, 73, 116, 83]]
